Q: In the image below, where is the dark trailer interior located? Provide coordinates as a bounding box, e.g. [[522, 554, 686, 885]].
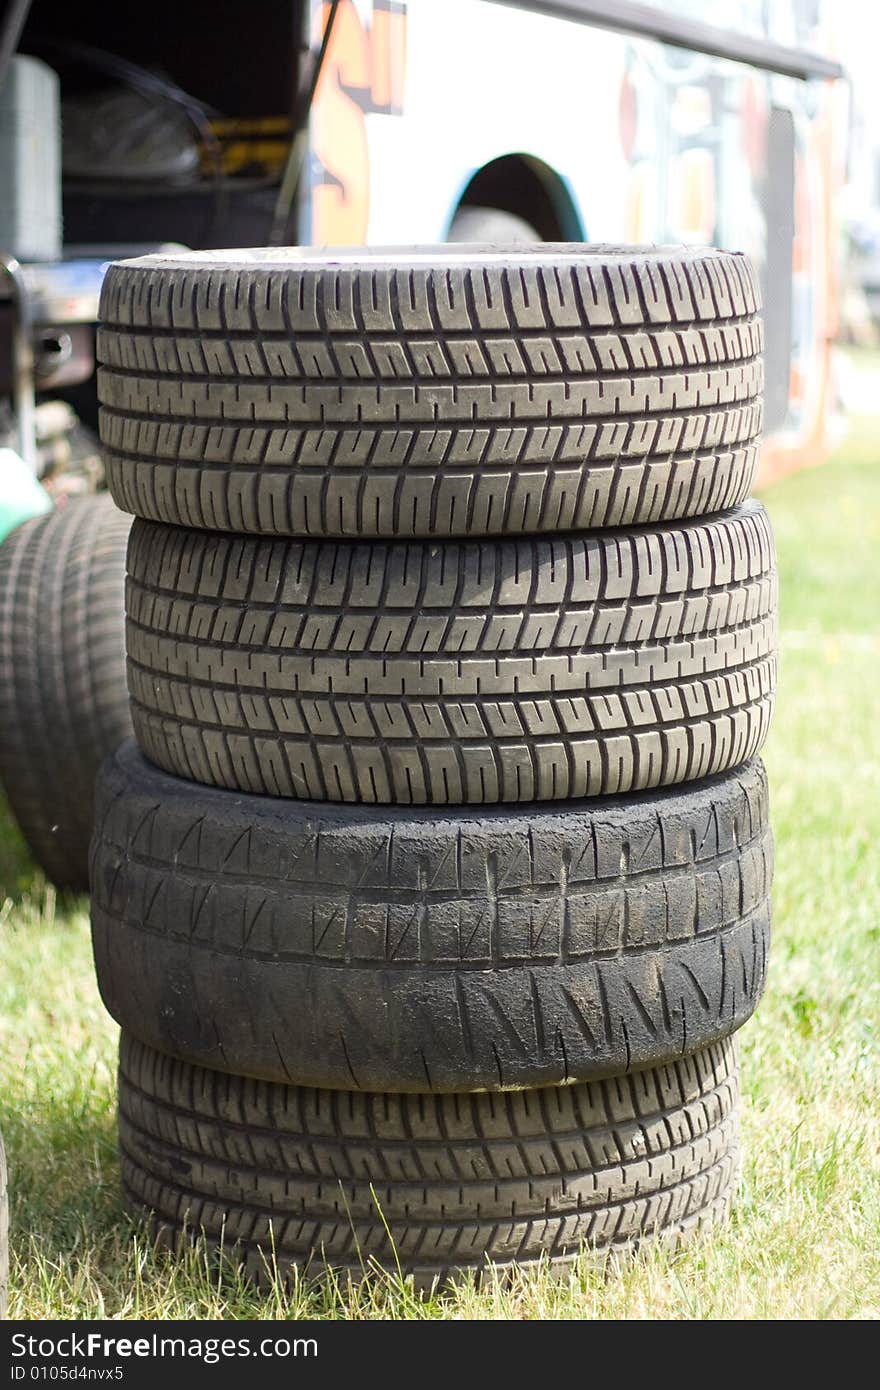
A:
[[18, 0, 308, 251], [0, 1, 309, 464]]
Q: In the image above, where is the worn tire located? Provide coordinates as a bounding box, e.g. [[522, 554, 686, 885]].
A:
[[119, 1032, 740, 1290], [0, 1133, 7, 1320], [98, 244, 762, 539], [126, 502, 777, 805], [91, 741, 771, 1092], [0, 496, 132, 889]]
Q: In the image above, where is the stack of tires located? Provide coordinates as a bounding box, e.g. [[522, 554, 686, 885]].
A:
[[90, 245, 776, 1289]]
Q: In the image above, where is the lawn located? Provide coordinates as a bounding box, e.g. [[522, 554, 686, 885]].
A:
[[1, 415, 878, 1321]]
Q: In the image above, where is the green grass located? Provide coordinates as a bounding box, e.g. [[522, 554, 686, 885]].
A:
[[2, 418, 879, 1320]]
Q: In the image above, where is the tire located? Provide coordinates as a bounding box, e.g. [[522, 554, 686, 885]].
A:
[[119, 1032, 740, 1290], [447, 206, 541, 243], [98, 244, 762, 539], [125, 502, 777, 806], [0, 496, 132, 889], [91, 741, 772, 1092], [0, 1133, 7, 1320]]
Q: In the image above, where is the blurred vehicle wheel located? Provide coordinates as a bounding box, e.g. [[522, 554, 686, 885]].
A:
[[0, 495, 131, 890], [446, 205, 541, 242]]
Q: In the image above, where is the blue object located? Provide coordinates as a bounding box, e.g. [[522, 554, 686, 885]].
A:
[[0, 447, 52, 544]]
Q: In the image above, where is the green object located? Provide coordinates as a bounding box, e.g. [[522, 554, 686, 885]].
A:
[[0, 448, 52, 544]]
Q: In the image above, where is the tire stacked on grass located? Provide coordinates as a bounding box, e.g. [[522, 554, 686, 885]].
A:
[[91, 245, 776, 1289]]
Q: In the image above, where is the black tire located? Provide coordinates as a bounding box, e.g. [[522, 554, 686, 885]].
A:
[[0, 1132, 7, 1320], [91, 741, 771, 1093], [125, 502, 777, 805], [0, 496, 132, 889], [98, 244, 762, 539], [119, 1032, 740, 1290]]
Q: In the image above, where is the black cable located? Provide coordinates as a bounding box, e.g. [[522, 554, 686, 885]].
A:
[[0, 0, 35, 89], [269, 0, 341, 247], [25, 35, 223, 178], [26, 34, 228, 243]]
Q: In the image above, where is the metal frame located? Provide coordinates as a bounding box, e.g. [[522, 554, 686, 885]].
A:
[[490, 0, 843, 82], [0, 0, 34, 88], [0, 0, 38, 471], [0, 254, 36, 470]]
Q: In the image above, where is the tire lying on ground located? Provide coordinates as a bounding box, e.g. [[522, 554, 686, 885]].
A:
[[119, 1032, 740, 1290], [91, 741, 772, 1092], [125, 501, 777, 805], [0, 495, 132, 889], [97, 244, 762, 540]]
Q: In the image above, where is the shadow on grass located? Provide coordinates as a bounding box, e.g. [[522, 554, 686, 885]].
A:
[[0, 795, 40, 901], [0, 793, 89, 919]]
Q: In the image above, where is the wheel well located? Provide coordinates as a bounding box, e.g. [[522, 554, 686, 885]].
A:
[[452, 154, 583, 241]]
